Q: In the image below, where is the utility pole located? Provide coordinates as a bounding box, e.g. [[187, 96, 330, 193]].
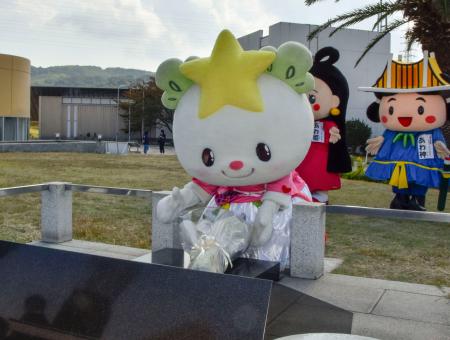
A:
[[141, 82, 145, 141], [117, 84, 127, 154], [376, 0, 388, 32], [128, 105, 131, 142]]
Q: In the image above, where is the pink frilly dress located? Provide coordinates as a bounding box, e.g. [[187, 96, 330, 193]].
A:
[[188, 171, 312, 268]]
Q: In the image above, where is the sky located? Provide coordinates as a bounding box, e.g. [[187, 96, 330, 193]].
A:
[[0, 0, 417, 71]]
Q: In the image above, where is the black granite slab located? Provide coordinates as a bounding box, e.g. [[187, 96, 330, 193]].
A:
[[265, 284, 353, 339], [152, 248, 281, 281], [0, 241, 272, 340], [225, 258, 280, 281]]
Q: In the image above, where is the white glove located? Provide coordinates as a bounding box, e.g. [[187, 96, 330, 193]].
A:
[[434, 141, 450, 159], [329, 126, 341, 144], [366, 135, 384, 155], [251, 200, 280, 247], [156, 186, 202, 223]]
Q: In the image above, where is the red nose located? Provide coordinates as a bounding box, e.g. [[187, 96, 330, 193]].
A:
[[229, 160, 244, 170]]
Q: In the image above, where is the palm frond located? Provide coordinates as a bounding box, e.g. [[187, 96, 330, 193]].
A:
[[355, 18, 409, 67], [304, 0, 340, 5], [308, 1, 402, 40], [405, 32, 416, 52], [330, 3, 403, 37], [433, 0, 449, 15], [371, 7, 397, 31]]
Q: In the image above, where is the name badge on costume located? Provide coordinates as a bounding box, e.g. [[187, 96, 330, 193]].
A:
[[417, 134, 434, 160], [312, 121, 325, 143]]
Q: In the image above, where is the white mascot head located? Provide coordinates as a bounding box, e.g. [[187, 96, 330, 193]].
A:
[[156, 30, 314, 186]]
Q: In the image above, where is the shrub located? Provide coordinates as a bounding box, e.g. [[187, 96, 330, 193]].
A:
[[346, 118, 372, 154]]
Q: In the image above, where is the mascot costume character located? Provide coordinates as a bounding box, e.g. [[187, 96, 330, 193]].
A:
[[296, 47, 352, 203], [155, 30, 315, 273], [362, 51, 450, 211]]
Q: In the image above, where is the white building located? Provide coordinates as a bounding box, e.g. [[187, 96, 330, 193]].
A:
[[238, 22, 392, 136]]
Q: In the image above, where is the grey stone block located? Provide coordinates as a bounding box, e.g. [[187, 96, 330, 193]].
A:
[[352, 312, 450, 340], [61, 240, 148, 256], [323, 273, 449, 297], [290, 202, 325, 279], [280, 276, 385, 313], [93, 250, 136, 260], [372, 290, 450, 325], [151, 191, 183, 252], [40, 182, 72, 243], [30, 240, 149, 260], [29, 241, 99, 255], [133, 253, 153, 263]]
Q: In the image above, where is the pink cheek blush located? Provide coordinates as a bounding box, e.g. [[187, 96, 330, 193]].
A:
[[381, 116, 388, 123], [425, 115, 436, 124], [313, 103, 320, 111]]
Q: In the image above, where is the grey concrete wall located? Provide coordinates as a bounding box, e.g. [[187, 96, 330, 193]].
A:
[[0, 141, 106, 153], [239, 22, 391, 136], [74, 103, 126, 140], [39, 96, 127, 140], [39, 96, 63, 139]]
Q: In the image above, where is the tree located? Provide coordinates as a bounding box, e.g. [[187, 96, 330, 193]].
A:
[[306, 0, 450, 143], [346, 118, 372, 154], [306, 0, 449, 70], [119, 78, 174, 140]]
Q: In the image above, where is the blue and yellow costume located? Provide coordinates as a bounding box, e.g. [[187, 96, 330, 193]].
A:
[[366, 129, 445, 196]]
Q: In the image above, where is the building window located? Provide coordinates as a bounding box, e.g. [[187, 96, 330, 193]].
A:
[[62, 97, 116, 105], [0, 117, 3, 141], [4, 118, 17, 140], [101, 98, 112, 105]]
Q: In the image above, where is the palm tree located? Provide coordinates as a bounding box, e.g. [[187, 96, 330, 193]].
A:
[[305, 0, 450, 142], [306, 0, 449, 69]]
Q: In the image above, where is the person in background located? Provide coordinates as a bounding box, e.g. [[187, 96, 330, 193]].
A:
[[143, 131, 150, 155], [158, 129, 166, 154]]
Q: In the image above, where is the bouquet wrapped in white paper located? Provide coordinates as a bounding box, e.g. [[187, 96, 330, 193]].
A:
[[179, 207, 252, 273]]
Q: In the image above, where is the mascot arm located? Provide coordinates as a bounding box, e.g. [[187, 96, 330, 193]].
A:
[[329, 126, 341, 144], [434, 141, 450, 159], [251, 191, 290, 247], [156, 181, 213, 223], [366, 135, 384, 155]]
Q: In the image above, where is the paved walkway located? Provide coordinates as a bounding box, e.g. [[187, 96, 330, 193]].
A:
[[30, 240, 450, 340], [129, 145, 176, 155]]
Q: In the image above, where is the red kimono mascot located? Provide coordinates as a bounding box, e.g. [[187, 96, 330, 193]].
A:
[[296, 47, 352, 203]]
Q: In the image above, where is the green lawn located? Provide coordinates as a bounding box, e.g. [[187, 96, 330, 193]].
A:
[[0, 152, 449, 287]]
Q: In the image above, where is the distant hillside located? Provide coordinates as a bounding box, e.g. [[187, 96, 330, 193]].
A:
[[31, 65, 153, 88]]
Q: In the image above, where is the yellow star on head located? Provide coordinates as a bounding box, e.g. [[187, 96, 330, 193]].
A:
[[179, 29, 276, 119]]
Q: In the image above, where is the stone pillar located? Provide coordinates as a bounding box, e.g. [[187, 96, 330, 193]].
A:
[[151, 191, 183, 252], [41, 182, 72, 243], [290, 202, 326, 279]]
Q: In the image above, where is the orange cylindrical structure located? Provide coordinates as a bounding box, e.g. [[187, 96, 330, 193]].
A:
[[0, 53, 31, 140]]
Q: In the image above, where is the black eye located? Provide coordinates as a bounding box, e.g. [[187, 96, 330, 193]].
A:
[[308, 94, 316, 104], [418, 105, 424, 115], [169, 80, 182, 92], [286, 66, 295, 79], [202, 148, 214, 167], [388, 106, 394, 115], [256, 143, 271, 162]]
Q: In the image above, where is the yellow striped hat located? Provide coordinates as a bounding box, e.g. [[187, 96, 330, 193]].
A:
[[359, 51, 449, 94]]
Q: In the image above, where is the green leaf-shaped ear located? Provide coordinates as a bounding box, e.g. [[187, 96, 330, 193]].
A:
[[260, 46, 277, 73], [155, 58, 193, 109], [261, 42, 314, 94]]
